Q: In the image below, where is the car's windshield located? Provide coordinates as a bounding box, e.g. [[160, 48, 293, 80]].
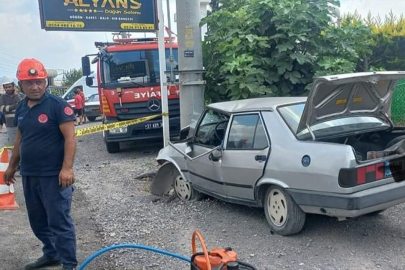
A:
[[278, 103, 389, 139], [102, 48, 178, 87]]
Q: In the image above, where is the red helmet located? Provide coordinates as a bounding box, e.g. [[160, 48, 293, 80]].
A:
[[16, 58, 48, 81]]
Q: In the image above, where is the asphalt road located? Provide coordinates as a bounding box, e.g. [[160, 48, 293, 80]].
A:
[[1, 121, 405, 270]]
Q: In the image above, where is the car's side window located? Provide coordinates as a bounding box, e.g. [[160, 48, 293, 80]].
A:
[[195, 109, 229, 147], [227, 114, 268, 150], [253, 120, 269, 149]]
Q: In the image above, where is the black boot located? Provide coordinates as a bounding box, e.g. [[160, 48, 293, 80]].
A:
[[23, 255, 62, 270]]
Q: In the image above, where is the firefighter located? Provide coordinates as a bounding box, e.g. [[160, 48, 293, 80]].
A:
[[0, 76, 22, 144], [3, 58, 78, 270]]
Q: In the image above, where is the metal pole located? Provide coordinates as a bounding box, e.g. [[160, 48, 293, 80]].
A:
[[176, 0, 206, 129], [166, 0, 175, 84], [157, 0, 170, 147]]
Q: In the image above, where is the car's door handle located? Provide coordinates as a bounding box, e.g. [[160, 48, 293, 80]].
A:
[[255, 155, 267, 162]]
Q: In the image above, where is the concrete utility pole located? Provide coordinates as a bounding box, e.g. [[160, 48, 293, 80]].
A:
[[175, 0, 206, 129]]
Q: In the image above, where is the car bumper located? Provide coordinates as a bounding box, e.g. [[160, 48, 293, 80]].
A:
[[85, 111, 101, 117], [84, 107, 101, 117], [288, 180, 405, 218]]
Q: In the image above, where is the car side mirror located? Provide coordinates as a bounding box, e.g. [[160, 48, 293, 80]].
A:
[[180, 126, 190, 140], [209, 146, 223, 162]]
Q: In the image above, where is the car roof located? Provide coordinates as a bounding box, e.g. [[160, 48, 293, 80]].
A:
[[207, 97, 307, 114]]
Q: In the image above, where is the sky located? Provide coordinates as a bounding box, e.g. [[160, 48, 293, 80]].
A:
[[0, 0, 405, 82]]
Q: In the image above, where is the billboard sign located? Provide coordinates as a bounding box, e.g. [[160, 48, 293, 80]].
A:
[[38, 0, 157, 32]]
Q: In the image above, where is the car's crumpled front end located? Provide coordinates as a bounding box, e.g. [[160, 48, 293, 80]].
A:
[[150, 142, 189, 196]]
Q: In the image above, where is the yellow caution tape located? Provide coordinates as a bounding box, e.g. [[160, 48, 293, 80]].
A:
[[75, 114, 161, 137], [0, 114, 162, 154]]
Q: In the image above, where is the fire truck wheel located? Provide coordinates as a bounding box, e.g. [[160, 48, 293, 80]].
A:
[[173, 171, 204, 201], [106, 141, 120, 153], [264, 186, 306, 236]]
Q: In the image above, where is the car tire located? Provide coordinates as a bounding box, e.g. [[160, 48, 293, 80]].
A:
[[173, 170, 204, 201], [106, 141, 120, 153], [88, 116, 97, 122], [264, 186, 306, 236]]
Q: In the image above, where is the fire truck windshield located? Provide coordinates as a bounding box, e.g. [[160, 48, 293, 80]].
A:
[[102, 48, 178, 88]]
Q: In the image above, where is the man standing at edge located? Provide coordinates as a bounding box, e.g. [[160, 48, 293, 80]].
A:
[[0, 76, 22, 144], [3, 58, 78, 270]]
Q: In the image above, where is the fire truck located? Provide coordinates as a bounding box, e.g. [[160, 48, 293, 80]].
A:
[[81, 35, 180, 153]]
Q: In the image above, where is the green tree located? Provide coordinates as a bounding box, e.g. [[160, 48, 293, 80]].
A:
[[202, 0, 371, 102], [62, 68, 83, 87], [362, 11, 405, 71], [341, 11, 405, 72]]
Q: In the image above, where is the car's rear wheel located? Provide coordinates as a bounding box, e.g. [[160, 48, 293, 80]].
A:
[[173, 172, 204, 201], [88, 116, 97, 122], [264, 186, 306, 236]]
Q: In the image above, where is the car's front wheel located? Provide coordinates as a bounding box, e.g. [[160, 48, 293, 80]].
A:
[[264, 186, 306, 236], [88, 116, 97, 122], [173, 172, 204, 201]]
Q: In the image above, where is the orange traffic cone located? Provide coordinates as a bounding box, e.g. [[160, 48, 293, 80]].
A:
[[0, 148, 19, 210]]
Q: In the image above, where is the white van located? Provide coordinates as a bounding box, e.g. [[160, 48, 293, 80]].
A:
[[62, 72, 98, 107]]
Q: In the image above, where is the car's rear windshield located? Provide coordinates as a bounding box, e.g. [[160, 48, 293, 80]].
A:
[[278, 103, 389, 139]]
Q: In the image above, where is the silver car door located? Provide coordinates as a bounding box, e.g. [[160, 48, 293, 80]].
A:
[[186, 109, 229, 197], [220, 113, 270, 202], [187, 144, 224, 196]]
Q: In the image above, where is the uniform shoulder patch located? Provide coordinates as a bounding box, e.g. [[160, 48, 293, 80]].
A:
[[64, 107, 74, 116]]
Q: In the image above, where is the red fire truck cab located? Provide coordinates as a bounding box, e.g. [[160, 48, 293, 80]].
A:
[[82, 37, 180, 153]]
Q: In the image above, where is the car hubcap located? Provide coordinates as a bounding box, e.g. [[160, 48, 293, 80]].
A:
[[174, 175, 192, 201], [268, 189, 287, 227]]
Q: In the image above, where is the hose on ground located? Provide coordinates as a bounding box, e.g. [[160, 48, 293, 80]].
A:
[[78, 244, 191, 270]]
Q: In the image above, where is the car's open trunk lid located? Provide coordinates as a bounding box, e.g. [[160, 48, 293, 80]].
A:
[[297, 72, 405, 136]]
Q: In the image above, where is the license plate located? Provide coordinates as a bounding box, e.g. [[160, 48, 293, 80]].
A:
[[145, 122, 162, 130]]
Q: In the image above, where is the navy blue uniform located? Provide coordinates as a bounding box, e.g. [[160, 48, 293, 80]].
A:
[[14, 92, 77, 268]]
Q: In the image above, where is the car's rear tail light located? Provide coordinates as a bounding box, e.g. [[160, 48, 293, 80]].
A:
[[102, 96, 111, 113], [339, 162, 387, 188]]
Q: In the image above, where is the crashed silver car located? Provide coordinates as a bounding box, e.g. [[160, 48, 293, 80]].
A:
[[151, 72, 405, 235]]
